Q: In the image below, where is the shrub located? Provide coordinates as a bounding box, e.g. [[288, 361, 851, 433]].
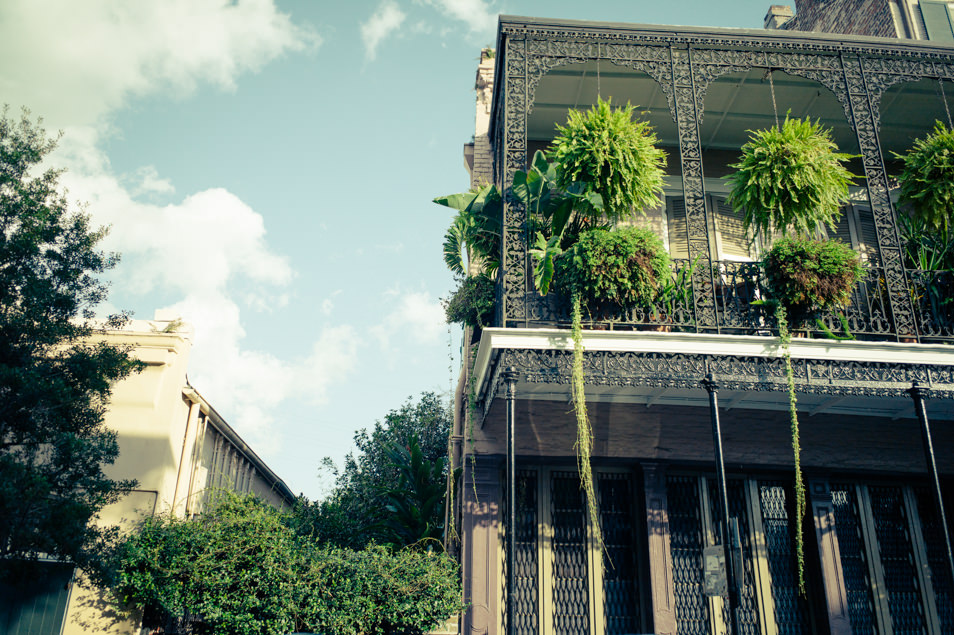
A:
[[548, 97, 666, 223], [111, 493, 463, 635], [554, 226, 670, 319], [443, 274, 495, 328], [895, 120, 954, 234], [726, 116, 856, 239], [763, 237, 864, 319]]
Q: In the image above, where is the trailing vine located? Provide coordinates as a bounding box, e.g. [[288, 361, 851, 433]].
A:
[[571, 294, 602, 553], [775, 303, 806, 595]]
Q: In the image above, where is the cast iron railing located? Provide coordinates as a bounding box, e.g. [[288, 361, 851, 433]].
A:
[[510, 260, 954, 343]]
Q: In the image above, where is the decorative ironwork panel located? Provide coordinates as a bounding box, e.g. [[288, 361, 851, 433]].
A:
[[491, 348, 954, 410], [707, 479, 760, 635], [869, 485, 927, 634], [758, 481, 809, 635], [598, 473, 641, 635], [908, 269, 954, 341], [830, 484, 878, 634], [551, 471, 590, 635], [502, 36, 529, 326], [914, 486, 954, 634], [845, 55, 917, 338], [514, 470, 539, 635], [665, 475, 710, 635], [674, 46, 718, 331]]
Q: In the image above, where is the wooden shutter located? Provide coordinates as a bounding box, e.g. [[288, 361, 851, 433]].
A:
[[853, 206, 880, 263], [711, 196, 754, 260], [921, 0, 954, 41], [666, 197, 689, 259]]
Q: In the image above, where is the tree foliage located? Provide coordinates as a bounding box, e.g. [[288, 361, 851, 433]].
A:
[[111, 493, 463, 635], [293, 392, 452, 550], [726, 116, 856, 239], [0, 109, 140, 580]]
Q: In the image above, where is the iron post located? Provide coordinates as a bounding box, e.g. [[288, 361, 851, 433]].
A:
[[702, 374, 740, 635], [909, 381, 954, 589], [504, 367, 518, 635]]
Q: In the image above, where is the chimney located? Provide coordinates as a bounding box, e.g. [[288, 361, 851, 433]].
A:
[[764, 5, 794, 29]]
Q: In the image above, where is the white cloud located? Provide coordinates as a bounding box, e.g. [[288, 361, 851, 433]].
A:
[[370, 289, 446, 352], [129, 166, 175, 198], [57, 142, 293, 299], [361, 0, 407, 61], [0, 0, 316, 128], [0, 2, 352, 453], [161, 296, 361, 454], [415, 0, 496, 34]]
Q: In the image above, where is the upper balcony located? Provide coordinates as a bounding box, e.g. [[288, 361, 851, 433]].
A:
[[483, 16, 954, 344]]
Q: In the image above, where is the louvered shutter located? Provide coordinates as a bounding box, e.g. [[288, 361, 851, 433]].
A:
[[667, 197, 689, 259], [712, 196, 753, 260], [829, 206, 855, 246], [853, 206, 880, 263], [921, 0, 954, 41]]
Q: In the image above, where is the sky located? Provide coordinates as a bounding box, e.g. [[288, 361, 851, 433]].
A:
[[0, 0, 780, 499]]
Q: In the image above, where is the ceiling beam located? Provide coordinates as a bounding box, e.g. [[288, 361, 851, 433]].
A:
[[724, 391, 750, 411], [809, 396, 845, 416], [892, 404, 914, 420], [645, 388, 668, 408]]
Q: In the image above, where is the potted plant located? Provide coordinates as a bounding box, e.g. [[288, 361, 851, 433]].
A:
[[553, 226, 670, 321], [529, 97, 668, 296], [726, 114, 858, 594], [762, 237, 864, 323]]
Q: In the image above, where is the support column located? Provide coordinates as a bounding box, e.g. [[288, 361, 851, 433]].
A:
[[702, 374, 740, 635], [504, 368, 518, 635], [909, 381, 954, 588], [643, 463, 677, 635], [808, 480, 852, 635], [461, 455, 503, 635]]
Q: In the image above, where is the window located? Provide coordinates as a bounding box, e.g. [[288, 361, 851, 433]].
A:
[[665, 196, 757, 261], [507, 468, 646, 635], [921, 1, 954, 42]]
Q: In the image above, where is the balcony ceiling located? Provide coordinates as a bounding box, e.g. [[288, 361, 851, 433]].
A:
[[511, 379, 954, 422], [528, 62, 948, 158]]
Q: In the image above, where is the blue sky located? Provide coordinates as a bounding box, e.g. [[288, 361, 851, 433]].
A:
[[1, 0, 778, 499]]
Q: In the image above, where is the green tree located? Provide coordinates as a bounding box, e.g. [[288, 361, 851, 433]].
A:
[[0, 109, 140, 580], [293, 392, 452, 549]]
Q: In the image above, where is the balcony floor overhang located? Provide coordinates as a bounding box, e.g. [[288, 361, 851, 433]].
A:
[[473, 328, 954, 425]]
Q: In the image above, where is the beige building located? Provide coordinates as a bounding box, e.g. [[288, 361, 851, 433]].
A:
[[1, 314, 295, 635]]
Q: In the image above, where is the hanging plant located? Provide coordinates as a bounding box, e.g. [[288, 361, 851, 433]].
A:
[[895, 121, 954, 234], [763, 237, 865, 323], [727, 116, 857, 597], [773, 302, 806, 596], [548, 97, 667, 224], [569, 295, 600, 551], [552, 226, 670, 548], [726, 115, 857, 239], [553, 226, 671, 321]]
